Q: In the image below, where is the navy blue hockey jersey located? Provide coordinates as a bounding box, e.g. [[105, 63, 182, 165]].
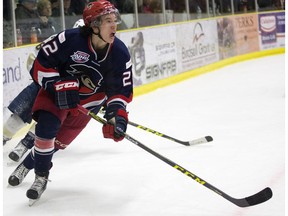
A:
[[31, 28, 133, 111]]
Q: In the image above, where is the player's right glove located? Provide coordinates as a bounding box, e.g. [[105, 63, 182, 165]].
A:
[[44, 76, 80, 115], [102, 109, 128, 142]]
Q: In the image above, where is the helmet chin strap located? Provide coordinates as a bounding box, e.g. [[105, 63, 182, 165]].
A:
[[92, 27, 108, 44]]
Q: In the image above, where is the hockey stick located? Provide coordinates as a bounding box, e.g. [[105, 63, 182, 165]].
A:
[[78, 105, 273, 207], [99, 109, 213, 146], [128, 120, 213, 146]]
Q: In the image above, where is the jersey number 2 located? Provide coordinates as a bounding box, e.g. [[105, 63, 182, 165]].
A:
[[123, 71, 132, 86], [42, 41, 58, 56]]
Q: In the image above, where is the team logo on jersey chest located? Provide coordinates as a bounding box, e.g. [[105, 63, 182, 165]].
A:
[[67, 64, 103, 96], [70, 51, 90, 63]]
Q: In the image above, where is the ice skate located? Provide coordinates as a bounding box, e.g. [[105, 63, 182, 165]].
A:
[[8, 163, 31, 186], [26, 172, 49, 205], [8, 142, 28, 162], [8, 131, 34, 162], [28, 199, 38, 206]]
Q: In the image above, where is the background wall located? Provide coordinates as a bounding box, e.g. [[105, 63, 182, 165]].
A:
[[2, 11, 285, 122]]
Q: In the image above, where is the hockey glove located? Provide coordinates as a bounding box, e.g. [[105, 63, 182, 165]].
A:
[[48, 77, 80, 115], [102, 109, 128, 142]]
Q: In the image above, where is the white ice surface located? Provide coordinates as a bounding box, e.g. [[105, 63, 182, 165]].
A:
[[2, 54, 285, 216]]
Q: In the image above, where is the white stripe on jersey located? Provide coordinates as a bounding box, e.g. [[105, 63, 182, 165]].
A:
[[37, 71, 59, 86]]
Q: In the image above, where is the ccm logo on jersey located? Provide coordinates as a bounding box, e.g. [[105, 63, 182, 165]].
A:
[[54, 81, 79, 91]]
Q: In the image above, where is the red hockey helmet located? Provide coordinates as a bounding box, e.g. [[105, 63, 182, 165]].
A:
[[83, 0, 121, 27]]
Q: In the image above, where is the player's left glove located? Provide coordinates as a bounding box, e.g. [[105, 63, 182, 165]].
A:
[[102, 109, 128, 142], [44, 76, 80, 116]]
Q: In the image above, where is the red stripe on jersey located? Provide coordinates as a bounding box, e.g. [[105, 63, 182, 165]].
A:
[[80, 92, 107, 108], [33, 59, 59, 85]]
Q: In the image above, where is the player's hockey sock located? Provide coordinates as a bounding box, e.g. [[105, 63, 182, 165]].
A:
[[34, 137, 55, 173], [23, 150, 35, 169], [23, 148, 58, 170]]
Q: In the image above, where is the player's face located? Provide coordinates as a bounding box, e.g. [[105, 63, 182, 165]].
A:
[[98, 13, 118, 43]]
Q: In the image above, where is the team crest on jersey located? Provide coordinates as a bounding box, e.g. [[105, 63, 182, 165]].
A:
[[67, 64, 103, 95], [70, 51, 90, 63]]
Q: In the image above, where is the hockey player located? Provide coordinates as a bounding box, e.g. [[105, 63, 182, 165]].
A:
[[8, 0, 133, 204], [3, 82, 39, 161], [3, 19, 85, 162]]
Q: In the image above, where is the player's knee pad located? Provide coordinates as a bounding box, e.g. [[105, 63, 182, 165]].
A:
[[35, 110, 61, 139]]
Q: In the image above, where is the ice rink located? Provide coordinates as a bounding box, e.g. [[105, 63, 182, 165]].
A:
[[2, 54, 285, 216]]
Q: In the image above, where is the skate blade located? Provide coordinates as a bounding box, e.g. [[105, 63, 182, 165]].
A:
[[28, 199, 39, 206]]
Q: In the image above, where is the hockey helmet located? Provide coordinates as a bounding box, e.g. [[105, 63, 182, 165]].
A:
[[83, 0, 121, 27]]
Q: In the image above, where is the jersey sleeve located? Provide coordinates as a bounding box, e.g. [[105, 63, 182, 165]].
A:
[[105, 39, 133, 111], [30, 31, 70, 88]]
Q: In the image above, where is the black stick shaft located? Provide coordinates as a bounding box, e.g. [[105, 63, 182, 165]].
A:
[[128, 121, 189, 145], [100, 109, 212, 145], [78, 105, 272, 207], [128, 121, 213, 145]]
